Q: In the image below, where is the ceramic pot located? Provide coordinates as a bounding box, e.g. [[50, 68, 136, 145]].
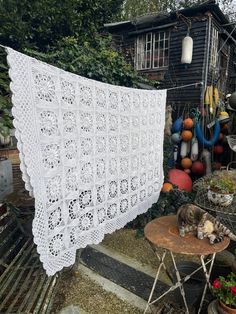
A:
[[219, 301, 236, 314], [207, 189, 234, 207]]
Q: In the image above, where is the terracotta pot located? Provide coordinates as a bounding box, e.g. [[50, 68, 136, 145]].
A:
[[219, 301, 236, 314]]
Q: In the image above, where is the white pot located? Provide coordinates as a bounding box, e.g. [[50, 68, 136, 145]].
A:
[[207, 189, 234, 207]]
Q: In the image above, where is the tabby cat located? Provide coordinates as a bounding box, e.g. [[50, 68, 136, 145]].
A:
[[177, 204, 236, 244]]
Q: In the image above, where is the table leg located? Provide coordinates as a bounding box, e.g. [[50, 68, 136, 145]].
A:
[[170, 251, 189, 314], [197, 253, 216, 314], [144, 250, 167, 314]]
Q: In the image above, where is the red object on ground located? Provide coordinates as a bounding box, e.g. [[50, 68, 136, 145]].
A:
[[191, 161, 205, 175], [168, 169, 192, 192], [214, 145, 224, 154]]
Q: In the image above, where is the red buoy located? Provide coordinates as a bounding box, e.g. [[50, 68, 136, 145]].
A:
[[168, 169, 192, 192]]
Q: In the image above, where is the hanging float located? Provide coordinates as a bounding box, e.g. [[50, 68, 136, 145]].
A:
[[191, 138, 199, 161], [181, 36, 193, 64], [195, 119, 220, 147]]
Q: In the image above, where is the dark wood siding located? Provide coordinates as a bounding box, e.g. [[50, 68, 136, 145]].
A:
[[106, 10, 236, 108], [165, 19, 208, 107]]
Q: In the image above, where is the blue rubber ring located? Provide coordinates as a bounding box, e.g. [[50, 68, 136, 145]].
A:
[[195, 120, 220, 147]]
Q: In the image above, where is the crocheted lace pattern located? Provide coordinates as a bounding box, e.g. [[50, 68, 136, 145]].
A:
[[7, 47, 166, 275]]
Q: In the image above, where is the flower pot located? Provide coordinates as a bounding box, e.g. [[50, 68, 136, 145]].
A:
[[219, 301, 236, 314], [207, 189, 234, 207], [170, 261, 205, 307]]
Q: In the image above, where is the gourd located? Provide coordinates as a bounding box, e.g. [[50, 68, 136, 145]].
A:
[[181, 36, 193, 64]]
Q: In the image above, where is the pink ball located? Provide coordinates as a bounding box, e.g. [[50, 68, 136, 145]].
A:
[[168, 169, 192, 192]]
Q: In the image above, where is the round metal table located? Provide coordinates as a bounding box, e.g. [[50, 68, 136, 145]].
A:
[[144, 215, 230, 314]]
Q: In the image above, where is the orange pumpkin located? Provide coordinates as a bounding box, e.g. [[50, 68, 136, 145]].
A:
[[181, 157, 192, 169], [183, 118, 194, 130], [181, 130, 193, 142], [161, 182, 173, 193]]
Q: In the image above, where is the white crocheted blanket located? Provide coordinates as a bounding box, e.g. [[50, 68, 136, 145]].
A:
[[7, 47, 166, 275]]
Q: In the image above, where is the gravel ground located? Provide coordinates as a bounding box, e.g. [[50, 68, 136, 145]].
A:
[[101, 228, 199, 269], [51, 269, 142, 314]]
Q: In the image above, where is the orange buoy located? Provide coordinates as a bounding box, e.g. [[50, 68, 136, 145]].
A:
[[181, 130, 193, 142], [168, 169, 192, 192], [183, 118, 194, 130], [181, 157, 193, 169], [161, 182, 173, 193]]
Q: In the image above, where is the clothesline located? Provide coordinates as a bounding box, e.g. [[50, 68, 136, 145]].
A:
[[166, 82, 203, 91], [0, 43, 204, 92]]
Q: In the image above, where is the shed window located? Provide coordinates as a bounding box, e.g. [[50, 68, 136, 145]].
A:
[[136, 31, 170, 70], [210, 27, 219, 68]]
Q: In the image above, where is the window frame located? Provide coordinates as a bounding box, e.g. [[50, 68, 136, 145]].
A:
[[135, 30, 170, 70], [210, 27, 219, 69]]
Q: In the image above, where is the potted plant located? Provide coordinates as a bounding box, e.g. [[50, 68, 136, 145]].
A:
[[207, 173, 235, 207], [211, 272, 236, 313]]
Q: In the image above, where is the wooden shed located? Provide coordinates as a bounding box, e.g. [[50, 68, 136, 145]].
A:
[[105, 0, 236, 110]]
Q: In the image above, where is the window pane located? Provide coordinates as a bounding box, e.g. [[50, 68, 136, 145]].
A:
[[152, 31, 170, 68]]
